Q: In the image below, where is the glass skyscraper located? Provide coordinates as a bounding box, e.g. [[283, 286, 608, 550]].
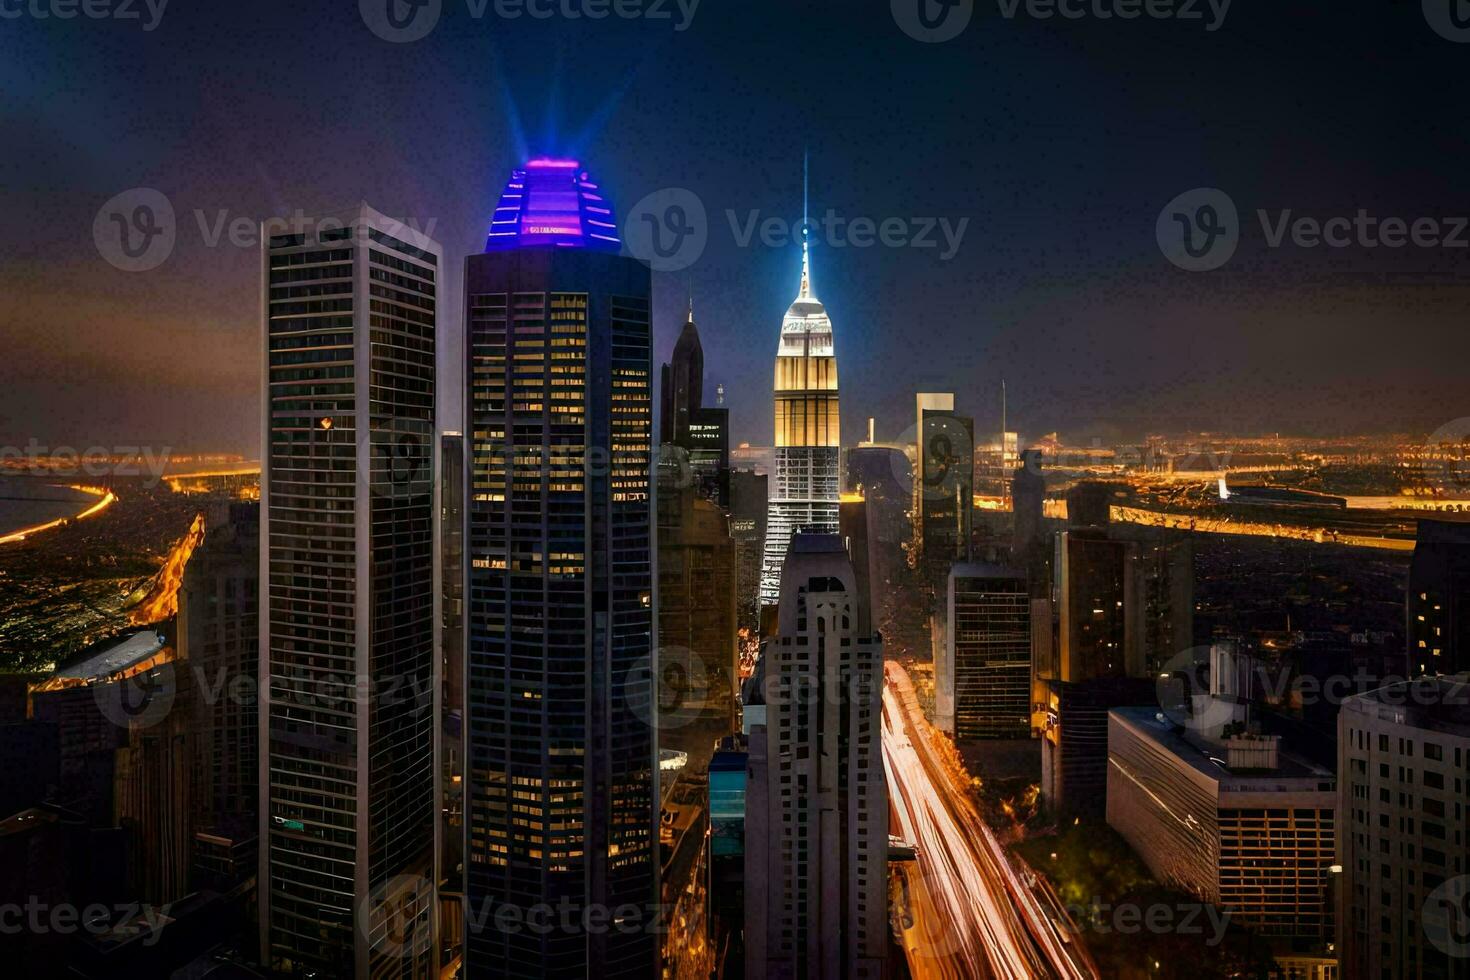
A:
[[758, 204, 840, 607], [461, 159, 657, 979], [258, 205, 440, 979]]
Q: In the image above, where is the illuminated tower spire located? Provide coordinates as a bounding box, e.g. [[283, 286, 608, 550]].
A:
[[799, 151, 812, 299]]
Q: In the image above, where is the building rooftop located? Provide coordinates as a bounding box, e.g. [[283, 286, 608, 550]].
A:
[[1111, 705, 1335, 791], [51, 630, 165, 681], [483, 158, 621, 253], [1341, 675, 1470, 738]]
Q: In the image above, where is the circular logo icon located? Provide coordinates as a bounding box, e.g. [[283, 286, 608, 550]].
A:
[[358, 872, 432, 960], [360, 0, 441, 42], [1424, 418, 1470, 496], [892, 0, 974, 43], [918, 413, 974, 505], [93, 188, 175, 272], [94, 660, 177, 730], [621, 646, 713, 731], [623, 188, 708, 272], [1155, 645, 1239, 734], [1423, 875, 1470, 958], [1156, 188, 1239, 272], [1424, 0, 1470, 42], [373, 418, 432, 502]]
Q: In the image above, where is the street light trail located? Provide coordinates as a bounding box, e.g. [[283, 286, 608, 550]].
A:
[[883, 661, 1096, 980]]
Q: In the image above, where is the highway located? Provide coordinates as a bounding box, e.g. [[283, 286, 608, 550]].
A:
[[883, 661, 1096, 980]]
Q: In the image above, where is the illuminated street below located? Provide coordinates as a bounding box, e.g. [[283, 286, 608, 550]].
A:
[[884, 661, 1097, 980]]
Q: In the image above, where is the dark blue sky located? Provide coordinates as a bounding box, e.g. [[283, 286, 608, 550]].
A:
[[3, 0, 1468, 452]]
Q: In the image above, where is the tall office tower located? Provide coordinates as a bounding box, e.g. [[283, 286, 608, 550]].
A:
[[745, 533, 886, 980], [180, 500, 259, 890], [440, 433, 465, 890], [1339, 679, 1470, 980], [1054, 529, 1142, 681], [1129, 533, 1195, 677], [937, 563, 1031, 738], [708, 734, 751, 979], [730, 469, 769, 632], [259, 205, 440, 979], [1108, 708, 1338, 973], [660, 300, 704, 446], [657, 452, 739, 716], [463, 158, 657, 979], [1408, 519, 1470, 676], [1011, 449, 1046, 566], [660, 302, 730, 506], [914, 393, 974, 564], [758, 177, 841, 607]]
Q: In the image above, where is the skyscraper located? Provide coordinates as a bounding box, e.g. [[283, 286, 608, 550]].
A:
[[938, 563, 1032, 739], [660, 301, 730, 506], [914, 393, 974, 564], [258, 205, 440, 978], [745, 533, 886, 980], [759, 169, 840, 607], [1408, 519, 1470, 676], [462, 158, 657, 979]]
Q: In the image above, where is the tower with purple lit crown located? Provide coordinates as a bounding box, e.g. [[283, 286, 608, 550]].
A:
[[758, 163, 841, 606], [461, 159, 657, 979]]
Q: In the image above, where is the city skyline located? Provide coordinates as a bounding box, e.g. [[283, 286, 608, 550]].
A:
[[7, 3, 1470, 453]]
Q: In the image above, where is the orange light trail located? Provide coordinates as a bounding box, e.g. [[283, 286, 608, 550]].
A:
[[129, 511, 206, 625], [0, 485, 117, 545]]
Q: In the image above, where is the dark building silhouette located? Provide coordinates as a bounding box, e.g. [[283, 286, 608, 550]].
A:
[[463, 158, 657, 979], [730, 470, 769, 633], [1408, 519, 1470, 676], [661, 302, 729, 507]]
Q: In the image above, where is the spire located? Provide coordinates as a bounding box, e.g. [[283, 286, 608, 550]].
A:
[[799, 151, 812, 299], [687, 274, 694, 323]]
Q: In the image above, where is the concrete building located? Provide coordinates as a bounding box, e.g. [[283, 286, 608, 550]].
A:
[[258, 204, 440, 978], [462, 159, 657, 979], [937, 563, 1031, 739], [658, 454, 739, 715], [745, 533, 886, 980], [1108, 707, 1337, 958], [1338, 677, 1470, 980]]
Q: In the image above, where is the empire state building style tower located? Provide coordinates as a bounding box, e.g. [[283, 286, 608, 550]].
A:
[[759, 170, 840, 606]]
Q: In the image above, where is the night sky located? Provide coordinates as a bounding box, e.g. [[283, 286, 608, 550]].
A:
[[3, 0, 1469, 454]]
